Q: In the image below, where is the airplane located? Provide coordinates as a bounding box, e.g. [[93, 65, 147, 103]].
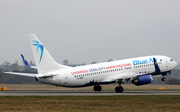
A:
[[5, 34, 177, 93]]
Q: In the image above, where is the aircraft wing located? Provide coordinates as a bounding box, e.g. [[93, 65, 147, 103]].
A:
[[4, 72, 37, 77], [102, 73, 134, 82], [102, 73, 147, 83]]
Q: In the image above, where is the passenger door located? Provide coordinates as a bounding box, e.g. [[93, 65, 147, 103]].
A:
[[164, 58, 169, 68]]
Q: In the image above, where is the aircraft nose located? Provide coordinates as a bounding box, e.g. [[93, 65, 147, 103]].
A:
[[174, 61, 178, 68]]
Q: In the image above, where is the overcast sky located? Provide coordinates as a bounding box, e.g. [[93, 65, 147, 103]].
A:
[[0, 0, 180, 65]]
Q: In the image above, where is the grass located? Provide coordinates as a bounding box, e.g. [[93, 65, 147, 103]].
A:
[[0, 96, 180, 112]]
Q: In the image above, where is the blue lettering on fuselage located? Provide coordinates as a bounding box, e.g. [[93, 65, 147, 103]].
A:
[[133, 58, 158, 65], [98, 67, 105, 71], [133, 60, 148, 65], [89, 68, 98, 72], [149, 58, 157, 63], [89, 67, 106, 72]]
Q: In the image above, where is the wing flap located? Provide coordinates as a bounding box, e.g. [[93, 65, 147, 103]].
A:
[[102, 73, 144, 82]]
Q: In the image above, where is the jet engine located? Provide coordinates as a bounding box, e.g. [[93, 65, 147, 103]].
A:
[[132, 75, 153, 86]]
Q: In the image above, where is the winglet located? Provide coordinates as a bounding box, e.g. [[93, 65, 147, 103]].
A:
[[21, 54, 37, 69], [21, 54, 32, 67]]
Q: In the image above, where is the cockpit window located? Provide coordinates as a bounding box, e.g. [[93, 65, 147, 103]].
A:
[[170, 59, 173, 62]]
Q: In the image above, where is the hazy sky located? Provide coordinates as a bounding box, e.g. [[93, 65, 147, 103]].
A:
[[0, 0, 180, 65]]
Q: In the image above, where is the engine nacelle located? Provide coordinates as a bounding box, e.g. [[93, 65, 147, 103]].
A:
[[132, 75, 153, 86]]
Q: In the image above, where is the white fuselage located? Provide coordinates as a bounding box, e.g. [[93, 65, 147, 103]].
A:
[[37, 55, 177, 87]]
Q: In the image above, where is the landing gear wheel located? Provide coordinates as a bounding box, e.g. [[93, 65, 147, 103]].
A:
[[115, 86, 124, 93], [97, 86, 102, 92], [93, 85, 102, 92], [161, 77, 166, 81], [115, 86, 119, 92], [93, 86, 97, 91]]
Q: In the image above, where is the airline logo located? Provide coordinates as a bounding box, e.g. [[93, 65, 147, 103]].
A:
[[132, 58, 157, 65], [32, 40, 44, 63]]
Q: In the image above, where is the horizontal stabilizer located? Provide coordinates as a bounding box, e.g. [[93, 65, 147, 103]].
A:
[[4, 72, 37, 77], [4, 72, 58, 78]]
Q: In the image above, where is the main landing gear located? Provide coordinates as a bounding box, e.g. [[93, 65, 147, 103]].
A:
[[93, 84, 102, 92], [115, 86, 124, 93], [114, 80, 124, 93], [115, 83, 124, 93], [93, 83, 124, 93]]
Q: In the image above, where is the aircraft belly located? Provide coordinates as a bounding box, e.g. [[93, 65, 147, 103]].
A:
[[66, 75, 104, 87], [38, 78, 63, 86]]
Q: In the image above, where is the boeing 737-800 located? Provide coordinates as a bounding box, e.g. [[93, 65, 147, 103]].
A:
[[5, 34, 177, 93]]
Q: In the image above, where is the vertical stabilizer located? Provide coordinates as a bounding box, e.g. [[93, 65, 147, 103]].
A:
[[29, 34, 70, 74]]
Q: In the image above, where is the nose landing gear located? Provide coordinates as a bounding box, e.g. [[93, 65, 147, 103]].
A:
[[161, 74, 166, 81], [161, 77, 166, 81]]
